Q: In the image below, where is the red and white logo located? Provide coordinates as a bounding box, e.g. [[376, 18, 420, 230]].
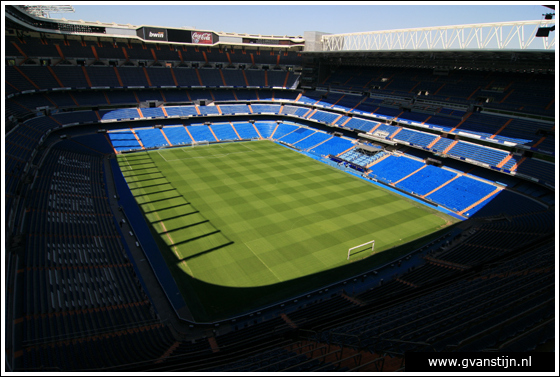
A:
[[191, 32, 213, 44]]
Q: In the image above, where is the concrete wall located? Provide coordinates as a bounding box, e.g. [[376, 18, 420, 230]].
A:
[[303, 31, 331, 52]]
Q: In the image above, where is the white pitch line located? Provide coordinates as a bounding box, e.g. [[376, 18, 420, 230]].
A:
[[152, 208, 194, 276], [157, 150, 170, 162], [120, 155, 133, 171], [244, 241, 283, 283]]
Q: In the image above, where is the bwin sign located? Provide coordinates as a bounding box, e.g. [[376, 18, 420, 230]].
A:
[[143, 28, 167, 41]]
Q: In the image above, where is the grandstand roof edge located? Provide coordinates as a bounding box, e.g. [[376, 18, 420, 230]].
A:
[[6, 8, 304, 43], [303, 48, 555, 54], [323, 19, 555, 38]]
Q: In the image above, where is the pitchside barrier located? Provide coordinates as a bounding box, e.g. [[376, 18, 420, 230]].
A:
[[348, 240, 375, 260]]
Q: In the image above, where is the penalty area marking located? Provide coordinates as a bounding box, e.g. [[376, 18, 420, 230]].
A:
[[157, 143, 256, 162], [243, 241, 283, 283], [119, 155, 134, 171]]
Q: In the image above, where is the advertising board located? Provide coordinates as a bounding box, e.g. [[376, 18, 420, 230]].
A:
[[144, 27, 168, 41], [191, 31, 214, 44]]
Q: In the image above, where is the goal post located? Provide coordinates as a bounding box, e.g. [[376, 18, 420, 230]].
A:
[[192, 140, 209, 147], [348, 240, 375, 260]]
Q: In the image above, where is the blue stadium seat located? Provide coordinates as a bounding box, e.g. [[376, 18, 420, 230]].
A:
[[135, 128, 169, 148], [188, 125, 217, 142], [233, 123, 260, 139], [108, 130, 142, 152], [162, 125, 193, 145], [211, 123, 239, 141], [426, 176, 498, 212], [367, 155, 425, 184]]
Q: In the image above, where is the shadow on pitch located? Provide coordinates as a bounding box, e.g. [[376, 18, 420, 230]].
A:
[[143, 203, 192, 214], [179, 241, 234, 263], [131, 188, 177, 197], [121, 171, 166, 179], [129, 182, 174, 191], [156, 211, 200, 223], [158, 219, 209, 234], [140, 195, 183, 205]]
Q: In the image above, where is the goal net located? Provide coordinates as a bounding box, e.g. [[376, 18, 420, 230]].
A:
[[348, 240, 375, 260], [192, 141, 210, 147]]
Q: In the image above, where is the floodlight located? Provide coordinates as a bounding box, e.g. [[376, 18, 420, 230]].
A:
[[536, 25, 555, 37]]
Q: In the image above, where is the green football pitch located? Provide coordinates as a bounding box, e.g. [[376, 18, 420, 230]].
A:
[[117, 140, 457, 321]]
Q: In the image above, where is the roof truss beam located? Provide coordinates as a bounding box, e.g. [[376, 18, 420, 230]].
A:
[[322, 20, 556, 52]]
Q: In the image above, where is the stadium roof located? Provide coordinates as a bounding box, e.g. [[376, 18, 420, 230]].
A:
[[17, 5, 75, 18], [321, 20, 556, 52]]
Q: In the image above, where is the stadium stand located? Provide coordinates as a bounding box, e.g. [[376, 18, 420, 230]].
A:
[[187, 124, 218, 143], [108, 130, 143, 152], [135, 128, 170, 148], [368, 155, 425, 184], [255, 121, 278, 139], [232, 122, 261, 139], [162, 125, 193, 145], [211, 123, 240, 141], [396, 165, 458, 196], [447, 141, 509, 167], [426, 176, 500, 213], [278, 127, 315, 145], [5, 7, 555, 372]]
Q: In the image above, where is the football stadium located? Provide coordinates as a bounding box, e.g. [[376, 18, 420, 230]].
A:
[[4, 4, 557, 372]]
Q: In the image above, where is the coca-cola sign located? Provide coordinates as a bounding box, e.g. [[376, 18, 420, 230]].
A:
[[191, 31, 213, 44]]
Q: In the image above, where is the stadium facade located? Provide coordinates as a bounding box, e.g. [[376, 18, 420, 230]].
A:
[[4, 5, 556, 372]]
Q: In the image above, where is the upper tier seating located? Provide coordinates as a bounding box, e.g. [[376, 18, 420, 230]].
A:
[[141, 107, 165, 118], [309, 110, 342, 124], [514, 158, 555, 186], [447, 141, 509, 167], [105, 90, 137, 104], [102, 108, 142, 120], [343, 118, 379, 132], [219, 104, 251, 114], [198, 106, 220, 116], [430, 138, 454, 153], [250, 104, 281, 114], [281, 105, 309, 117], [393, 128, 438, 148], [165, 105, 199, 117]]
